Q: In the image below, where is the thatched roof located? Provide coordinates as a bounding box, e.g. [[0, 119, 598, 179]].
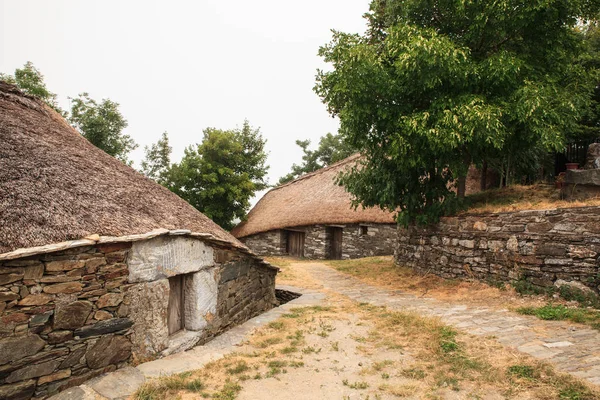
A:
[[0, 81, 246, 256], [231, 154, 396, 238]]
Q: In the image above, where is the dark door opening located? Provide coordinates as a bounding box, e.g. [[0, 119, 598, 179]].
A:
[[168, 275, 185, 335], [327, 227, 343, 260], [286, 231, 305, 257]]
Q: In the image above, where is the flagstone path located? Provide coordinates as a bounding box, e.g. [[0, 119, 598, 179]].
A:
[[50, 261, 600, 399], [300, 262, 600, 387]]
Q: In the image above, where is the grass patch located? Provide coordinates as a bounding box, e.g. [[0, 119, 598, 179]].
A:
[[464, 184, 600, 214], [516, 304, 600, 330], [226, 361, 250, 375], [507, 365, 536, 380], [342, 379, 369, 389]]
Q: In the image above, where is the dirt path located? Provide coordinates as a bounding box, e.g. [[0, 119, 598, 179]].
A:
[[292, 261, 600, 386]]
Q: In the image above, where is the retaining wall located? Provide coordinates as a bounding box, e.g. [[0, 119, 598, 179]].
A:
[[395, 206, 600, 292]]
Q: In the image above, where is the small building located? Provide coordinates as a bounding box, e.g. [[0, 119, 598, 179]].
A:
[[231, 155, 397, 259], [0, 82, 277, 399]]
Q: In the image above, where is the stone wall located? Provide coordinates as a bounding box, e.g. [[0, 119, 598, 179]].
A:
[[395, 206, 600, 292], [0, 243, 134, 400], [240, 223, 397, 260], [340, 224, 397, 259], [240, 230, 286, 256], [0, 236, 277, 399]]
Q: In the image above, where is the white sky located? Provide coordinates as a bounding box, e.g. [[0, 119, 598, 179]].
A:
[[1, 0, 369, 204]]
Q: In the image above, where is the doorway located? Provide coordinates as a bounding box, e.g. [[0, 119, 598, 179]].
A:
[[286, 231, 305, 257], [168, 275, 185, 335], [327, 227, 343, 260]]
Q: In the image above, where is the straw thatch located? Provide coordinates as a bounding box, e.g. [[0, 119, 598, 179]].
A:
[[0, 81, 245, 255], [231, 154, 396, 238]]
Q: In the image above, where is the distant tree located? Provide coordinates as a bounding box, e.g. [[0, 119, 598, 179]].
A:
[[579, 22, 600, 140], [69, 93, 138, 164], [315, 0, 599, 226], [0, 61, 66, 116], [278, 132, 354, 184], [169, 121, 269, 230], [141, 131, 172, 185]]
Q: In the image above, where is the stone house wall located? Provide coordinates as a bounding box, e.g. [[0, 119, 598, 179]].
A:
[[395, 206, 600, 292], [240, 230, 286, 256], [240, 223, 397, 260], [0, 236, 277, 399]]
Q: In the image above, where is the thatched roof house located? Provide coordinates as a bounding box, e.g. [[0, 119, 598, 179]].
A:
[[231, 155, 397, 259], [0, 82, 277, 399]]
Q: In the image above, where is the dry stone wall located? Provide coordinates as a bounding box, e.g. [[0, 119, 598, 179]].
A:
[[240, 223, 397, 259], [0, 237, 278, 399], [0, 243, 134, 400], [339, 224, 397, 259], [240, 230, 286, 256], [395, 206, 600, 292]]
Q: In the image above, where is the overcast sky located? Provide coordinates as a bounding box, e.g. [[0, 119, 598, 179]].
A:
[[1, 0, 369, 203]]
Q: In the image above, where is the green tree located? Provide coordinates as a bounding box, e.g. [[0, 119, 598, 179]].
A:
[[278, 132, 354, 184], [315, 0, 598, 225], [69, 93, 138, 164], [0, 61, 65, 116], [141, 131, 172, 185], [169, 121, 268, 230]]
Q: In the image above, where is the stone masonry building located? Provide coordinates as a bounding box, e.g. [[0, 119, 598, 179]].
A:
[[0, 82, 277, 399], [231, 155, 397, 259]]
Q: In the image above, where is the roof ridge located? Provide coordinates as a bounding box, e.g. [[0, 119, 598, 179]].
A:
[[270, 153, 361, 193]]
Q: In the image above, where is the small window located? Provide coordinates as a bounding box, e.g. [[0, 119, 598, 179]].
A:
[[359, 225, 368, 236]]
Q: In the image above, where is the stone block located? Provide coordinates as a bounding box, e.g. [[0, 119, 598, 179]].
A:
[[22, 264, 44, 280], [74, 318, 133, 338], [30, 311, 53, 327], [94, 310, 113, 321], [0, 379, 36, 400], [126, 279, 169, 357], [184, 268, 218, 331], [54, 301, 92, 330], [0, 335, 46, 365], [527, 222, 554, 233], [59, 346, 86, 369], [45, 260, 85, 272], [85, 335, 132, 369], [0, 292, 19, 302], [37, 368, 71, 385], [5, 359, 60, 383], [0, 274, 23, 285], [96, 293, 123, 309], [84, 257, 106, 274], [18, 294, 52, 306], [43, 282, 83, 294], [127, 236, 214, 283], [48, 331, 73, 345], [536, 243, 566, 256]]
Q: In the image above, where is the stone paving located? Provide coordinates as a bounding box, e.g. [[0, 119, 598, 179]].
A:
[[50, 262, 600, 399], [301, 262, 600, 387]]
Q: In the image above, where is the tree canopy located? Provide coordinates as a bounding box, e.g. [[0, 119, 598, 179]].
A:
[[315, 0, 600, 225], [168, 121, 269, 230], [69, 93, 138, 165], [141, 131, 172, 185], [0, 61, 66, 116], [278, 132, 355, 184]]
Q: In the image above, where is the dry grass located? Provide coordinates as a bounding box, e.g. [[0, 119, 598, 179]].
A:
[[325, 256, 551, 310], [133, 298, 599, 400], [265, 256, 324, 290], [464, 184, 600, 214]]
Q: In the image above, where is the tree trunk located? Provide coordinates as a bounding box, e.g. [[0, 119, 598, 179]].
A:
[[457, 152, 471, 200], [480, 160, 488, 191], [457, 175, 467, 199]]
